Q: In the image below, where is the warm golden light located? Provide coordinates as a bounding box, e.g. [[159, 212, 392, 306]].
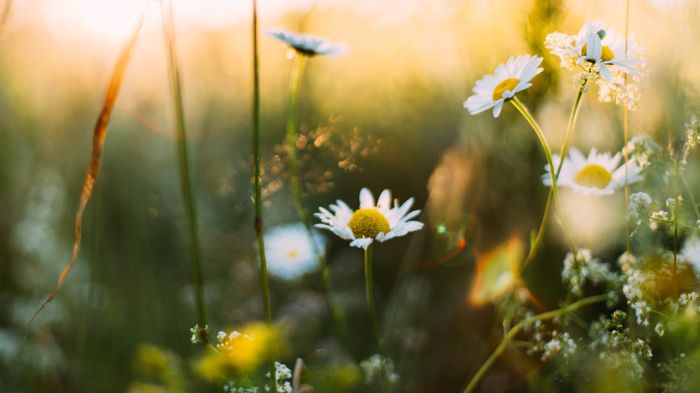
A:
[[469, 236, 523, 306]]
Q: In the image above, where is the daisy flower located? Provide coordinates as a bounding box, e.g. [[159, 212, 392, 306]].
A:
[[542, 147, 643, 196], [264, 223, 325, 280], [578, 21, 643, 81], [315, 188, 423, 249], [546, 21, 643, 80], [267, 29, 347, 57], [463, 54, 544, 118]]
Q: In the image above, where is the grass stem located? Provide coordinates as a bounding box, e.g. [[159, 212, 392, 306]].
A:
[[251, 1, 276, 391], [462, 294, 607, 393], [161, 0, 208, 342]]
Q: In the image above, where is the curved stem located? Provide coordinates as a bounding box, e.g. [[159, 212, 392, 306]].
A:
[[523, 84, 586, 267], [161, 0, 207, 341], [364, 245, 381, 349], [463, 294, 607, 393], [285, 54, 349, 344], [511, 96, 578, 256]]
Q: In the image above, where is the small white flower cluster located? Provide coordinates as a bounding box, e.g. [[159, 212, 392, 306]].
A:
[[541, 331, 577, 361], [561, 249, 619, 297], [628, 192, 652, 235], [618, 254, 652, 325], [649, 210, 670, 231], [588, 311, 652, 379], [360, 354, 399, 385], [623, 135, 660, 170], [223, 362, 292, 393], [682, 115, 699, 164], [190, 324, 209, 344], [224, 384, 259, 393], [265, 362, 293, 393], [215, 330, 254, 354], [545, 21, 645, 110]]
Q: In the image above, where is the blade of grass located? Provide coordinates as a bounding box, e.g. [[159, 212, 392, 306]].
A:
[[29, 3, 152, 326], [252, 1, 277, 391], [160, 0, 208, 341]]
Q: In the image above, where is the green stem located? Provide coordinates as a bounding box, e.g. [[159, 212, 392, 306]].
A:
[[462, 294, 607, 393], [161, 0, 207, 341], [523, 83, 586, 267], [287, 55, 308, 223], [252, 1, 276, 391], [623, 0, 632, 254], [364, 245, 381, 349], [285, 54, 349, 344], [510, 96, 578, 256]]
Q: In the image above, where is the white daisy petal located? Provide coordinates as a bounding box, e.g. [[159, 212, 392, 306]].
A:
[[542, 146, 645, 195], [315, 188, 424, 248], [359, 188, 375, 209], [464, 54, 544, 118]]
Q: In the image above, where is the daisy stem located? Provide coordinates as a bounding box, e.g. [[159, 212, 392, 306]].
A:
[[510, 96, 578, 256], [161, 0, 208, 342], [285, 54, 350, 344], [462, 294, 607, 393], [252, 2, 277, 392], [523, 83, 586, 267], [364, 244, 382, 349], [287, 54, 308, 220]]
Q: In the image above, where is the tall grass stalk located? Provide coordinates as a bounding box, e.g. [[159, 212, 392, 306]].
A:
[[285, 54, 348, 344], [30, 3, 151, 325], [462, 294, 607, 393], [510, 96, 578, 255], [161, 0, 208, 341], [524, 82, 586, 267], [252, 2, 276, 391], [623, 0, 632, 253]]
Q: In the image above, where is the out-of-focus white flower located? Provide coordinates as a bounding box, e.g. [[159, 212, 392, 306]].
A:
[[542, 147, 643, 196], [267, 29, 347, 57], [265, 223, 325, 280], [315, 188, 423, 250], [463, 55, 543, 118], [360, 354, 399, 385], [682, 237, 700, 275]]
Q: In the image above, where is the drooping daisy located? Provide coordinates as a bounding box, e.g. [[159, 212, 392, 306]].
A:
[[264, 223, 325, 280], [578, 22, 643, 81], [546, 21, 643, 80], [463, 55, 544, 118], [542, 147, 643, 196], [315, 188, 423, 249], [267, 29, 347, 57]]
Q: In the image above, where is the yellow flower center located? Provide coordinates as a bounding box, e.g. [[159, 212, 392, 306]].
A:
[[492, 78, 520, 100], [348, 208, 390, 239], [581, 43, 615, 62], [287, 249, 299, 259], [574, 164, 613, 189]]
